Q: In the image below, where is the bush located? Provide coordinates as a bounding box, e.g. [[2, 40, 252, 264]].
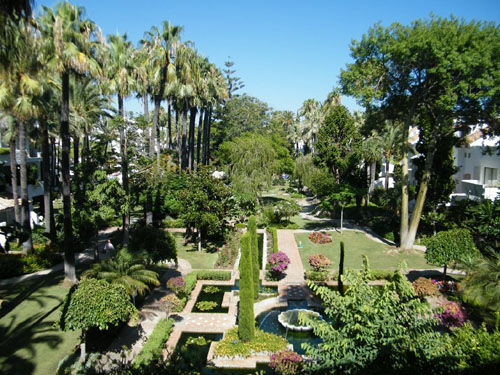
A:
[[215, 231, 241, 269], [215, 327, 288, 358], [133, 318, 174, 367], [0, 246, 62, 279], [369, 269, 395, 281], [309, 254, 331, 271], [268, 251, 290, 278], [182, 272, 198, 298], [436, 301, 467, 328], [195, 300, 217, 311], [270, 350, 303, 375], [412, 277, 438, 298], [271, 227, 278, 253], [166, 276, 186, 295], [195, 270, 231, 280], [129, 225, 176, 264], [305, 270, 330, 282], [238, 233, 254, 341], [309, 231, 332, 244], [160, 294, 183, 314], [235, 223, 246, 229], [161, 218, 184, 228]]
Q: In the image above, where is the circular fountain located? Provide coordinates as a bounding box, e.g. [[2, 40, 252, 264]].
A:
[[277, 309, 323, 332]]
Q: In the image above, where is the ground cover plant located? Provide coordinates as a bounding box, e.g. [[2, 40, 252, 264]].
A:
[[296, 231, 430, 270]]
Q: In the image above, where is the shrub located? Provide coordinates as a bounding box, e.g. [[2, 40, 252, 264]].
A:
[[133, 318, 174, 367], [271, 227, 278, 253], [235, 223, 246, 229], [0, 247, 62, 279], [129, 225, 176, 264], [412, 277, 438, 298], [195, 300, 217, 311], [270, 350, 303, 375], [182, 272, 198, 298], [204, 285, 221, 294], [309, 231, 332, 244], [166, 276, 185, 295], [238, 233, 254, 341], [215, 231, 241, 269], [268, 251, 290, 278], [305, 270, 330, 282], [160, 294, 183, 315], [195, 270, 231, 280], [369, 269, 394, 281], [309, 254, 331, 271], [248, 216, 260, 297], [161, 218, 184, 228], [436, 301, 467, 328]]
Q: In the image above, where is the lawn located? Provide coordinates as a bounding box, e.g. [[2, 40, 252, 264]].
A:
[[295, 230, 431, 271], [172, 232, 219, 269], [0, 271, 82, 375]]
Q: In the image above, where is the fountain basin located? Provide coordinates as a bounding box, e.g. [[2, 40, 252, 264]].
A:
[[277, 309, 322, 332]]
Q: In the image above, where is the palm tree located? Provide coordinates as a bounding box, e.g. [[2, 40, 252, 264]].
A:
[[106, 33, 135, 245], [299, 99, 323, 151], [143, 21, 182, 170], [375, 121, 403, 190], [39, 2, 102, 282], [362, 134, 382, 199], [0, 19, 43, 254], [83, 257, 160, 302]]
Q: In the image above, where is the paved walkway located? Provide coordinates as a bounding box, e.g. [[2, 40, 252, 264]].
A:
[[0, 227, 118, 286], [276, 230, 305, 284]]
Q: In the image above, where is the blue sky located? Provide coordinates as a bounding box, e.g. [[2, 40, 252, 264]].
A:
[[37, 0, 500, 114]]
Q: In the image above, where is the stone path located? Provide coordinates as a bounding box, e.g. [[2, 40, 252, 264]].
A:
[[276, 230, 305, 284], [0, 227, 118, 286]]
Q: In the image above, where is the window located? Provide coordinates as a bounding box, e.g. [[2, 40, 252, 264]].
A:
[[484, 167, 498, 185]]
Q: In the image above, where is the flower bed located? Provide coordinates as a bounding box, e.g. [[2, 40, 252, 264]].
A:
[[309, 254, 331, 272], [436, 301, 467, 328], [214, 327, 288, 358], [308, 231, 332, 244]]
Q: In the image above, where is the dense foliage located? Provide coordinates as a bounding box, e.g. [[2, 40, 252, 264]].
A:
[[133, 318, 174, 368], [128, 225, 177, 264], [238, 232, 254, 341], [267, 251, 290, 279], [308, 254, 331, 271]]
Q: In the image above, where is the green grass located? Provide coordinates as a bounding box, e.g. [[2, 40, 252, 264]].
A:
[[295, 231, 431, 271], [172, 232, 219, 269], [0, 271, 83, 375]]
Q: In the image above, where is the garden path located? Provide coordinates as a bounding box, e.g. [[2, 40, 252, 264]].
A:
[[276, 230, 305, 284]]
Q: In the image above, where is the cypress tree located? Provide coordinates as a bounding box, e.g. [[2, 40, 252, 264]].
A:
[[238, 232, 255, 341], [248, 215, 259, 297], [338, 241, 345, 296]]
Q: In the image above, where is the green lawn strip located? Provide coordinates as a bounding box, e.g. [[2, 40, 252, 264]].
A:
[[172, 232, 219, 269], [295, 231, 430, 271], [0, 270, 82, 375]]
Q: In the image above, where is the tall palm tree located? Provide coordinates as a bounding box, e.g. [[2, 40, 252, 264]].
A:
[[83, 257, 160, 302], [106, 33, 135, 245], [0, 18, 43, 254], [299, 99, 323, 151], [143, 21, 182, 170], [39, 2, 102, 282], [362, 134, 382, 201], [375, 121, 403, 190]]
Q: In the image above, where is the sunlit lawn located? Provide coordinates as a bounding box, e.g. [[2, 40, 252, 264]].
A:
[[295, 231, 431, 271], [172, 232, 219, 269], [0, 271, 83, 375]]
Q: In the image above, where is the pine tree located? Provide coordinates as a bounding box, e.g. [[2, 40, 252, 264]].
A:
[[238, 232, 255, 341]]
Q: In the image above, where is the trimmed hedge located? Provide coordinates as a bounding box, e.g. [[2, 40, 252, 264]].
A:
[[238, 232, 254, 341], [271, 227, 278, 253], [369, 269, 394, 281], [248, 216, 260, 297], [133, 318, 174, 367], [305, 270, 330, 282], [195, 270, 231, 281]]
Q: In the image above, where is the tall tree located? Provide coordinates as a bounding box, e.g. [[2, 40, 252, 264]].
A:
[[39, 2, 102, 282], [106, 33, 135, 245], [223, 58, 244, 98], [340, 16, 500, 251]]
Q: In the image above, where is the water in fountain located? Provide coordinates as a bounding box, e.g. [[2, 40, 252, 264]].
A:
[[258, 310, 274, 329]]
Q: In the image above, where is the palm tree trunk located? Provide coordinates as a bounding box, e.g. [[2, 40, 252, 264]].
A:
[[151, 97, 159, 161], [41, 120, 55, 239], [176, 110, 181, 169], [385, 160, 390, 190], [188, 106, 196, 170], [168, 102, 172, 150], [9, 136, 20, 223], [156, 110, 161, 172], [73, 136, 79, 169], [181, 103, 188, 170], [143, 95, 153, 225], [143, 94, 150, 154], [61, 71, 76, 282], [19, 120, 32, 254], [118, 93, 130, 245], [197, 108, 204, 166], [370, 161, 376, 193], [202, 108, 209, 165]]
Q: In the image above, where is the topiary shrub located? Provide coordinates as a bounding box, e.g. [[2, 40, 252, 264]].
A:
[[272, 227, 278, 253], [309, 254, 331, 272], [238, 232, 255, 341], [270, 350, 303, 375], [305, 270, 330, 282], [268, 251, 290, 280], [160, 294, 183, 315], [166, 276, 186, 295], [195, 270, 232, 280], [412, 277, 438, 298], [248, 216, 260, 297], [436, 301, 467, 328]]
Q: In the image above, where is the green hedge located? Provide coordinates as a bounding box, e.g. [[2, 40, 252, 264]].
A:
[[133, 318, 174, 367], [271, 227, 278, 253], [195, 270, 231, 281], [369, 269, 394, 281], [305, 270, 330, 282]]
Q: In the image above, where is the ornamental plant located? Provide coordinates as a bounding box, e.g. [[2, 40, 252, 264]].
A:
[[436, 301, 467, 328], [309, 231, 332, 244], [412, 277, 438, 299], [270, 350, 303, 375], [195, 300, 217, 311], [166, 276, 185, 296], [160, 294, 183, 316], [309, 254, 331, 272], [268, 251, 290, 278], [238, 232, 255, 341]]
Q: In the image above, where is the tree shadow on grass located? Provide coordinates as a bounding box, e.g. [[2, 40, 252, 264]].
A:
[[0, 305, 64, 375]]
